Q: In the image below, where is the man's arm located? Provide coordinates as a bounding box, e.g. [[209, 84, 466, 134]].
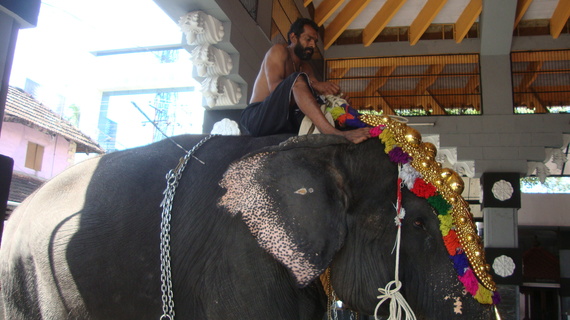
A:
[[264, 45, 288, 93], [301, 61, 341, 96]]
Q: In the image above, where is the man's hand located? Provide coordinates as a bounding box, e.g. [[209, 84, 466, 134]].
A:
[[340, 127, 371, 144], [311, 81, 341, 96]]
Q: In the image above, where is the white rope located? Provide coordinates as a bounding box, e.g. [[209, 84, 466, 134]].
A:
[[374, 166, 416, 320]]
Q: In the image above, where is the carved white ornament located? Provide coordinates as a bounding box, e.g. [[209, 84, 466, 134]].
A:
[[492, 255, 515, 277], [491, 179, 513, 201], [550, 148, 568, 170], [179, 11, 224, 45], [201, 76, 242, 108], [527, 161, 550, 183], [191, 44, 232, 77], [211, 118, 241, 135]]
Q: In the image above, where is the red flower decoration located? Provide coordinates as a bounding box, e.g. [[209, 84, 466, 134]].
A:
[[443, 230, 461, 256], [411, 178, 437, 198], [337, 113, 354, 127]]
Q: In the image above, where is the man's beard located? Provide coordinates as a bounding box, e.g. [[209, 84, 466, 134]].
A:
[[294, 42, 314, 61]]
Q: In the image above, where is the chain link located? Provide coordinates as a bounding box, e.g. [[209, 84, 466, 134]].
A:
[[159, 135, 214, 320]]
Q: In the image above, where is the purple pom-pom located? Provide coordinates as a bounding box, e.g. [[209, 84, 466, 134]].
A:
[[492, 291, 501, 305], [346, 105, 360, 117], [388, 147, 412, 164]]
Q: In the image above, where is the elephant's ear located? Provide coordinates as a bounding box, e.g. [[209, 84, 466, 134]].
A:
[[218, 139, 349, 287]]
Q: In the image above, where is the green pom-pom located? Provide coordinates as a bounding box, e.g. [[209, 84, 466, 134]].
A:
[[428, 194, 451, 215]]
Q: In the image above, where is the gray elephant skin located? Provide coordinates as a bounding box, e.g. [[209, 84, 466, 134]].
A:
[[0, 134, 493, 319]]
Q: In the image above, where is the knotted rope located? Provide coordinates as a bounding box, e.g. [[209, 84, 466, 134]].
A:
[[374, 171, 417, 320]]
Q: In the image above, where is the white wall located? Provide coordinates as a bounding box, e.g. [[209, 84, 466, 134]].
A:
[[518, 193, 570, 227]]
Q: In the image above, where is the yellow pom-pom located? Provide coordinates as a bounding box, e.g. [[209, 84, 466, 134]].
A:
[[438, 214, 453, 236], [329, 106, 345, 121], [474, 284, 493, 304], [380, 130, 397, 153]]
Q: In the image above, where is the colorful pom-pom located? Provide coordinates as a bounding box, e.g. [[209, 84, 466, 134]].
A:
[[370, 126, 383, 137], [492, 291, 501, 305], [458, 269, 479, 296], [389, 147, 412, 164], [451, 252, 469, 276], [474, 284, 493, 304], [329, 106, 345, 120], [438, 214, 453, 235], [411, 178, 437, 198], [427, 195, 451, 215], [337, 113, 353, 127], [400, 163, 422, 190], [379, 130, 397, 153], [443, 230, 461, 256]]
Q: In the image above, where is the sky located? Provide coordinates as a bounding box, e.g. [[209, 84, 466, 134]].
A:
[[9, 0, 204, 150]]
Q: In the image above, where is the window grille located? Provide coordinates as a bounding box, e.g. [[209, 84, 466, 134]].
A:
[[512, 50, 570, 114], [325, 54, 481, 116]]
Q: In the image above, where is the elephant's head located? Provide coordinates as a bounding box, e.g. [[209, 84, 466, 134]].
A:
[[219, 128, 497, 319]]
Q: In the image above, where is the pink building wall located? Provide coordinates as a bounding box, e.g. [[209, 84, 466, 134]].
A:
[[0, 122, 74, 180]]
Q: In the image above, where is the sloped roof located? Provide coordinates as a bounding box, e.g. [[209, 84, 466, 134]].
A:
[[4, 86, 104, 154], [8, 172, 45, 204]]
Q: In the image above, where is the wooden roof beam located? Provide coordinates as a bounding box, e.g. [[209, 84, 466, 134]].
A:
[[517, 61, 543, 90], [362, 0, 407, 47], [328, 67, 350, 84], [272, 0, 291, 40], [315, 0, 345, 26], [514, 0, 534, 29], [409, 0, 448, 45], [465, 76, 479, 92], [304, 0, 313, 7], [454, 0, 482, 43], [521, 92, 548, 113], [511, 50, 569, 62], [364, 66, 397, 95], [550, 0, 570, 38], [327, 55, 478, 69], [417, 90, 447, 115], [324, 0, 374, 50], [415, 64, 445, 94]]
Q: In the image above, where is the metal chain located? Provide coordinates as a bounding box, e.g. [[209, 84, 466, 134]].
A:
[[159, 135, 215, 320]]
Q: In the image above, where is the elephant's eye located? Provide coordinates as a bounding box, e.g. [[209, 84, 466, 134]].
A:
[[413, 218, 425, 229]]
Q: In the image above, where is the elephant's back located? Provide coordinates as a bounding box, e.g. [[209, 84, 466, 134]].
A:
[[2, 134, 294, 319]]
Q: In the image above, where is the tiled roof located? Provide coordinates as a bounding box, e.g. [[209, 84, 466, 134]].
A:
[[5, 172, 46, 217], [4, 86, 104, 154], [8, 172, 45, 203]]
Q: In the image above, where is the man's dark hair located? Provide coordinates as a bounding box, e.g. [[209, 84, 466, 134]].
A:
[[287, 18, 319, 44]]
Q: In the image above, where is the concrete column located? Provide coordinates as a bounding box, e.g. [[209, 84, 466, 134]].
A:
[[481, 172, 521, 320], [484, 208, 518, 248]]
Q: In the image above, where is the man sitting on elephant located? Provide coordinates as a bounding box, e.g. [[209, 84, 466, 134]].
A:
[[240, 18, 370, 144]]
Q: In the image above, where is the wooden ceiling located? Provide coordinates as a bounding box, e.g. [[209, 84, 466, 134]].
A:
[[304, 0, 570, 49], [270, 0, 570, 115]]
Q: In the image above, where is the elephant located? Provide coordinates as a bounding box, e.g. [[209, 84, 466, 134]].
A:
[[0, 132, 496, 319]]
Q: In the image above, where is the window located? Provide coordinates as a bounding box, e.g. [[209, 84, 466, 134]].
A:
[[25, 142, 44, 171], [326, 54, 482, 116], [512, 50, 570, 114]]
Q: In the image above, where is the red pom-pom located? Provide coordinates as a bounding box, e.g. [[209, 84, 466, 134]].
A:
[[337, 113, 354, 127], [411, 178, 437, 198], [444, 230, 461, 256]]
